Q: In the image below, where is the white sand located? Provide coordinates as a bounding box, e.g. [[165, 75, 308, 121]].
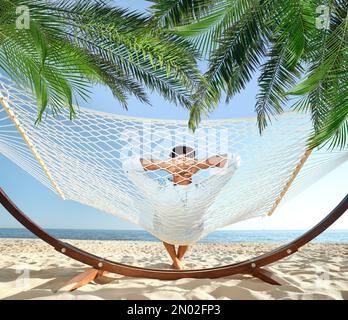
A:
[[0, 239, 347, 300]]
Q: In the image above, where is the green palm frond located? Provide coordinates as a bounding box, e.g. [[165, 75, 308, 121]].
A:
[[0, 0, 201, 121], [310, 79, 348, 149], [188, 1, 267, 129], [256, 41, 303, 131], [170, 1, 235, 56], [154, 0, 348, 148], [288, 0, 348, 148], [270, 0, 316, 69], [51, 0, 202, 108], [150, 0, 213, 29], [0, 0, 100, 120]]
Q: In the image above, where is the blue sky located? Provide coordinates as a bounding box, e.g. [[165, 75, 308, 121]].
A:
[[0, 0, 347, 231]]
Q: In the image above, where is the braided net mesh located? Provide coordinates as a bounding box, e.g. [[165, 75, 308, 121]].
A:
[[0, 75, 347, 244]]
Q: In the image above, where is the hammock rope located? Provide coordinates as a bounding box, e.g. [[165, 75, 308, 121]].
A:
[[0, 74, 347, 245]]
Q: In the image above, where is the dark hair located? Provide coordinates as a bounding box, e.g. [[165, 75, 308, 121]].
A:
[[170, 145, 195, 158]]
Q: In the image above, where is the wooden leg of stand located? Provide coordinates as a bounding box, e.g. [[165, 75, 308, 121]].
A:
[[63, 268, 100, 292], [97, 270, 108, 277], [252, 268, 281, 285]]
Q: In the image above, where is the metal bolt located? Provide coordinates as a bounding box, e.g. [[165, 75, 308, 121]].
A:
[[287, 249, 292, 254], [251, 263, 256, 268], [61, 248, 66, 253], [98, 262, 103, 268]]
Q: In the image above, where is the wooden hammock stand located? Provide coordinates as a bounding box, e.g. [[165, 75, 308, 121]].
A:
[[0, 188, 346, 291]]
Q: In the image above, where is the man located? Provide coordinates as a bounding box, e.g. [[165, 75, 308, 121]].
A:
[[124, 145, 240, 270]]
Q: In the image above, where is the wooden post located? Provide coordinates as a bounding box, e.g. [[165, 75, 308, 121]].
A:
[[0, 95, 65, 199], [267, 149, 312, 216]]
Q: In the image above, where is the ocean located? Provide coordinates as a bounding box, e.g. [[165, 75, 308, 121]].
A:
[[0, 228, 347, 243]]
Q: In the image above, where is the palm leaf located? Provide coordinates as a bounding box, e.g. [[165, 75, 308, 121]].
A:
[[0, 0, 201, 121]]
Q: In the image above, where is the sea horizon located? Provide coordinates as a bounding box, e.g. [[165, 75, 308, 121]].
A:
[[1, 228, 347, 243]]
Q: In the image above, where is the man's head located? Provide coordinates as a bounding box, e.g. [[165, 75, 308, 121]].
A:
[[170, 145, 195, 158]]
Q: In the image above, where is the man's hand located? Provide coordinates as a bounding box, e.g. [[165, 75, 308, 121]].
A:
[[140, 158, 172, 171], [205, 154, 228, 168]]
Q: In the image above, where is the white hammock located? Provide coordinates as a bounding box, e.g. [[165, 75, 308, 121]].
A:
[[0, 74, 347, 245]]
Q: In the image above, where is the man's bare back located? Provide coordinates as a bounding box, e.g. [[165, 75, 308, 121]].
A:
[[140, 154, 228, 185]]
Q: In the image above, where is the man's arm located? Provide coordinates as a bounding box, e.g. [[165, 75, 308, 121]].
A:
[[123, 157, 162, 191], [140, 158, 170, 171], [196, 154, 228, 170]]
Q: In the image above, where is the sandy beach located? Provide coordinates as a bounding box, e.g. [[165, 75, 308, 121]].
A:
[[0, 239, 347, 300]]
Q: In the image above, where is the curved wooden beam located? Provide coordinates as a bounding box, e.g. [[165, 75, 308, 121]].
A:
[[0, 187, 347, 281]]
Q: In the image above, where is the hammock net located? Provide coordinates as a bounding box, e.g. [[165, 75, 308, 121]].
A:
[[0, 74, 347, 245]]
